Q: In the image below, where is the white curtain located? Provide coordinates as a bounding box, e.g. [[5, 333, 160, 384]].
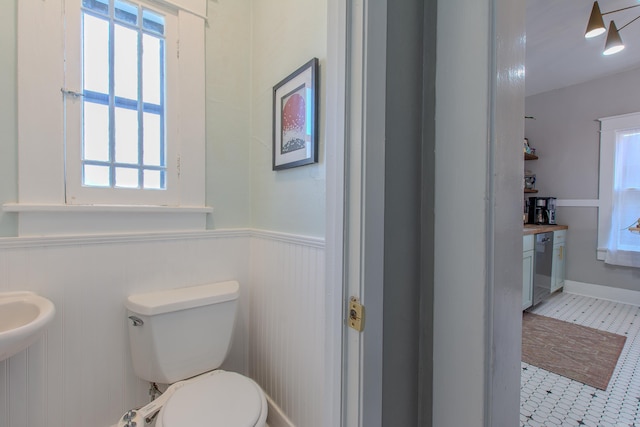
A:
[[605, 129, 640, 268]]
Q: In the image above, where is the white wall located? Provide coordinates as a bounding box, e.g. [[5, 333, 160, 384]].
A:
[[250, 233, 325, 427], [250, 0, 327, 238], [0, 0, 328, 238], [0, 0, 18, 236], [525, 66, 640, 291], [205, 0, 252, 229], [0, 1, 330, 426], [0, 231, 326, 427], [0, 232, 250, 427]]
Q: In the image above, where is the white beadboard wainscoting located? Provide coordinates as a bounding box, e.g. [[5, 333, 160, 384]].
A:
[[250, 231, 325, 427], [0, 229, 325, 427]]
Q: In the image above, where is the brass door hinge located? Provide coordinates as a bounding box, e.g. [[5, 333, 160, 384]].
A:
[[348, 296, 365, 332]]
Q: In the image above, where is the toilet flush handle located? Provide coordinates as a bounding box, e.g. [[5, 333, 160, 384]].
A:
[[128, 316, 144, 326]]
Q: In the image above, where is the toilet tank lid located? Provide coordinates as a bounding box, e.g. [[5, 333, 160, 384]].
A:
[[126, 281, 239, 316]]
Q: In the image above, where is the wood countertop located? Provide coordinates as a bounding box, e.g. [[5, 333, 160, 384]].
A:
[[523, 224, 568, 235]]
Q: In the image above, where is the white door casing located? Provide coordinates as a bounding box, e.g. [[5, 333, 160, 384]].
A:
[[325, 0, 387, 426]]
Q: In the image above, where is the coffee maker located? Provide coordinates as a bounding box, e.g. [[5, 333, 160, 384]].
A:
[[527, 196, 557, 225], [545, 197, 557, 225], [531, 197, 547, 224]]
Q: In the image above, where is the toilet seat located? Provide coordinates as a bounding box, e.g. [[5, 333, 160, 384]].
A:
[[156, 370, 267, 427]]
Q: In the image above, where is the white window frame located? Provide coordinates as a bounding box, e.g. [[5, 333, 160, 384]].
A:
[[597, 111, 640, 260], [10, 0, 210, 236], [67, 1, 174, 202]]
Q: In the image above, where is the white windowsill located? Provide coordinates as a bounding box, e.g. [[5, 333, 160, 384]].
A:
[[3, 203, 213, 214], [3, 203, 213, 237]]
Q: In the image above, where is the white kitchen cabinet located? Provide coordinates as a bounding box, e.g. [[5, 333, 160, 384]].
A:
[[522, 235, 534, 310], [551, 230, 566, 293]]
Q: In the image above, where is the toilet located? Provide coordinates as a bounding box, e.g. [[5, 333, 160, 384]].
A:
[[115, 281, 267, 427]]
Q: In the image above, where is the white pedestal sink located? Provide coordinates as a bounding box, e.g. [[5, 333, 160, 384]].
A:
[[0, 291, 55, 361]]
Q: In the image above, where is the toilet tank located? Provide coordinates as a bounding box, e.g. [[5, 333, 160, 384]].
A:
[[125, 281, 239, 384]]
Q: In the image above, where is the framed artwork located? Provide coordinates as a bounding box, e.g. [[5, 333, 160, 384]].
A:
[[272, 58, 319, 170]]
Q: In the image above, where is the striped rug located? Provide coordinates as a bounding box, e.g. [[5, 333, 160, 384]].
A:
[[522, 312, 627, 390]]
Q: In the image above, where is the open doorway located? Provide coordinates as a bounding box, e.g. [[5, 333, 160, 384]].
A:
[[521, 1, 640, 425], [332, 0, 528, 426]]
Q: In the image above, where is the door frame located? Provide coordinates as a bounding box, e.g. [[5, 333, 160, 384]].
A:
[[325, 0, 387, 426], [325, 1, 527, 426], [324, 0, 348, 424]]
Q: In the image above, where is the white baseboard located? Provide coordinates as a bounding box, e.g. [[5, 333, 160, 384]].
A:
[[563, 280, 640, 307], [266, 394, 296, 427]]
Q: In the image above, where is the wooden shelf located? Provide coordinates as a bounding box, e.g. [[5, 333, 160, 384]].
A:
[[524, 149, 538, 193]]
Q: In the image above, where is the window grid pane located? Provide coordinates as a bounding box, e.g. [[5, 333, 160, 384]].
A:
[[114, 0, 138, 25], [143, 112, 161, 166], [115, 167, 139, 188], [83, 101, 110, 161], [115, 107, 139, 164], [83, 14, 109, 93], [83, 164, 110, 187], [143, 170, 163, 189], [81, 0, 166, 190], [83, 0, 109, 15], [612, 130, 640, 253], [616, 130, 640, 190], [142, 34, 162, 104], [114, 24, 139, 100], [142, 9, 164, 35]]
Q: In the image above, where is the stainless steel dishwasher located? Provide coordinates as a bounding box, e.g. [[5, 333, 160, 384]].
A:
[[532, 232, 553, 306]]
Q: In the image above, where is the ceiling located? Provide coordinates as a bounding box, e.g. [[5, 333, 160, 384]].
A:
[[525, 0, 640, 97]]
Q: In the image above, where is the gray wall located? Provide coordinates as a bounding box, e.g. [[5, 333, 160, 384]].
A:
[[490, 0, 527, 425], [433, 0, 524, 425], [419, 0, 437, 424], [525, 66, 640, 291], [434, 0, 491, 423], [383, 0, 426, 425]]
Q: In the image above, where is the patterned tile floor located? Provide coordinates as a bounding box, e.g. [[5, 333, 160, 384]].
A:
[[521, 291, 640, 427]]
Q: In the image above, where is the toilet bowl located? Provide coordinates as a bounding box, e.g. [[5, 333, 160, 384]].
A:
[[116, 370, 267, 427], [158, 370, 267, 427]]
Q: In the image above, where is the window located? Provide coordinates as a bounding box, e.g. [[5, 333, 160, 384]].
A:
[[13, 0, 209, 235], [597, 112, 640, 267], [81, 0, 167, 190], [65, 0, 182, 205]]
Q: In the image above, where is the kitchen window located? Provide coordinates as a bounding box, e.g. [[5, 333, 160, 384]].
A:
[[12, 0, 209, 235], [597, 112, 640, 267]]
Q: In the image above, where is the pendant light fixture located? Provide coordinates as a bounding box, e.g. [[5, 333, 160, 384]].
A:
[[584, 1, 640, 55], [603, 21, 624, 55], [585, 1, 606, 38]]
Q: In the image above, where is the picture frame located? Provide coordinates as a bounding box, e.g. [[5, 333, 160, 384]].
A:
[[272, 58, 319, 170]]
